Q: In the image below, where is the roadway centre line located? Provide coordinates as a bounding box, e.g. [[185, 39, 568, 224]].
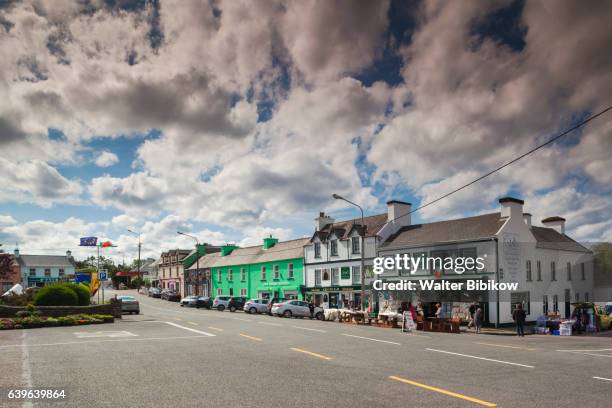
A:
[[593, 376, 612, 382], [341, 333, 400, 345], [239, 333, 262, 341], [426, 348, 534, 368], [558, 351, 612, 358], [475, 342, 536, 351], [0, 335, 214, 349], [258, 321, 282, 327], [292, 326, 326, 333], [208, 326, 224, 331], [290, 347, 332, 361], [163, 321, 215, 336], [557, 348, 612, 352], [389, 376, 496, 407]]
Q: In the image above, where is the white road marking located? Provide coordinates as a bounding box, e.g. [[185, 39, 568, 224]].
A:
[[232, 317, 251, 322], [593, 376, 612, 382], [475, 342, 536, 351], [292, 326, 326, 333], [21, 331, 33, 408], [0, 335, 214, 349], [258, 321, 282, 327], [74, 331, 138, 338], [426, 348, 534, 368], [342, 333, 400, 345], [164, 321, 215, 336], [557, 348, 612, 352]]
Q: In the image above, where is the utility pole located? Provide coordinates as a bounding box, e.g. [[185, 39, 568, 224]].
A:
[[332, 194, 366, 313], [127, 229, 142, 291], [177, 231, 200, 297]]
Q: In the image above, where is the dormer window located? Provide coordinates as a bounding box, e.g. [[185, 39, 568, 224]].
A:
[[330, 239, 338, 256], [351, 236, 360, 254]]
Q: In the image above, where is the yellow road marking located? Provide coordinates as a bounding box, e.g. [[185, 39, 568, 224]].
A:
[[239, 333, 262, 342], [290, 347, 332, 361], [188, 321, 198, 326], [389, 376, 496, 407], [208, 326, 224, 332], [174, 317, 183, 321], [476, 342, 536, 351]]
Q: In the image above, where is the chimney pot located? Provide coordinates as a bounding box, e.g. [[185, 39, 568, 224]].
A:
[[499, 196, 524, 219], [523, 213, 532, 228], [542, 216, 566, 235]]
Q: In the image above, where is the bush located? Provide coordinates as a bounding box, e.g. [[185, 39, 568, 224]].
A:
[[65, 283, 91, 306], [34, 284, 79, 306]]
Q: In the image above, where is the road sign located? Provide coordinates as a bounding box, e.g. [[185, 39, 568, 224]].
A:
[[99, 270, 108, 281]]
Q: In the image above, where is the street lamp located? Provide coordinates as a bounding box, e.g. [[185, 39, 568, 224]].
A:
[[127, 229, 142, 290], [332, 194, 366, 313], [177, 231, 200, 297]]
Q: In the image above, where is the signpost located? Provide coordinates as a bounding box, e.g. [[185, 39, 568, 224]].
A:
[[99, 269, 107, 304]]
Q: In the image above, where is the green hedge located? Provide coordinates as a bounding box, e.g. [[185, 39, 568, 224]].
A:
[[34, 284, 79, 306], [65, 283, 91, 306]]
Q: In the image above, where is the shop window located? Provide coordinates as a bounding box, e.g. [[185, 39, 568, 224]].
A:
[[330, 240, 338, 256], [44, 269, 51, 277], [228, 269, 233, 281], [240, 288, 247, 297], [314, 269, 322, 286], [550, 262, 556, 281], [553, 295, 558, 313], [351, 236, 360, 254], [460, 248, 478, 272], [29, 268, 36, 276], [352, 266, 361, 284], [240, 268, 246, 281], [537, 261, 542, 281], [288, 263, 294, 279], [526, 260, 532, 281], [566, 262, 571, 281], [543, 295, 548, 314], [581, 263, 585, 280], [261, 266, 266, 280], [314, 243, 321, 258], [273, 265, 279, 279], [331, 268, 339, 285], [322, 269, 330, 281]]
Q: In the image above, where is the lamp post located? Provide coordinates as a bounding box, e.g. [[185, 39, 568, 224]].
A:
[[127, 229, 142, 291], [332, 194, 366, 313], [177, 231, 199, 297]]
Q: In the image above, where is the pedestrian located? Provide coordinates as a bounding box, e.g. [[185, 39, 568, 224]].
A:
[[408, 302, 417, 322], [474, 307, 483, 333], [468, 302, 477, 328], [435, 303, 442, 318], [308, 301, 315, 318], [512, 303, 527, 337]]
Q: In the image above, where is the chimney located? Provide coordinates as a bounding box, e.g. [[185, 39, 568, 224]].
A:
[[315, 212, 334, 231], [523, 213, 532, 228], [66, 250, 72, 258], [542, 216, 566, 235], [387, 200, 412, 226], [14, 248, 19, 257], [263, 235, 278, 250], [499, 196, 524, 219]]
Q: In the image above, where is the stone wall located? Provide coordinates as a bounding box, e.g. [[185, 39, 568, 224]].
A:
[[0, 298, 122, 318]]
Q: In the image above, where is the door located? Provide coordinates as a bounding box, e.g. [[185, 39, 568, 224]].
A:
[[329, 293, 339, 309], [564, 289, 571, 319]]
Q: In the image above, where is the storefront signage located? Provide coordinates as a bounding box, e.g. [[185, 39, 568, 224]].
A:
[[310, 285, 361, 293], [340, 267, 350, 279]]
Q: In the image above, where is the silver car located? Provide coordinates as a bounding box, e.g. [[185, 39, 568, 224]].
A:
[[271, 300, 323, 320], [180, 296, 199, 307], [212, 296, 231, 311], [244, 299, 269, 314], [117, 295, 140, 314]]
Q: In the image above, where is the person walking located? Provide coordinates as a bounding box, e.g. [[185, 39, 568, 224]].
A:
[[512, 303, 527, 337], [474, 307, 483, 334], [468, 302, 477, 329]]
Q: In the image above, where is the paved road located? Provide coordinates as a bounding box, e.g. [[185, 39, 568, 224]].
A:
[[2, 290, 611, 408]]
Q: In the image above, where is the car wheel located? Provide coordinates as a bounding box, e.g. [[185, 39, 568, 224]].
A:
[[315, 312, 323, 320], [249, 307, 257, 314], [283, 310, 292, 318], [135, 310, 140, 315], [217, 305, 225, 312], [230, 306, 237, 312]]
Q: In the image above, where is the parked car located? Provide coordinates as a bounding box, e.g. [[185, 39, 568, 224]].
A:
[[116, 295, 140, 314], [162, 290, 181, 302], [266, 297, 286, 315], [195, 296, 212, 309], [244, 299, 269, 314], [148, 287, 161, 298], [180, 295, 199, 307], [212, 296, 231, 311], [271, 300, 323, 320], [227, 297, 247, 312]]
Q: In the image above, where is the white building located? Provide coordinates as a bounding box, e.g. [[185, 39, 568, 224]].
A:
[[303, 201, 412, 309], [377, 197, 593, 326]]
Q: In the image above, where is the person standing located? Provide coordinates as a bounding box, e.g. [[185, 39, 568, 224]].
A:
[[468, 303, 477, 328], [512, 303, 527, 337], [474, 307, 483, 334]]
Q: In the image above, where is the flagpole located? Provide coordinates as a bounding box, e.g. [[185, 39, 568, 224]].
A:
[[97, 245, 100, 305]]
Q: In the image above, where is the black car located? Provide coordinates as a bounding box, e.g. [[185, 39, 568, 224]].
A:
[[162, 290, 181, 301], [227, 297, 248, 312], [195, 296, 212, 309], [148, 287, 162, 298]]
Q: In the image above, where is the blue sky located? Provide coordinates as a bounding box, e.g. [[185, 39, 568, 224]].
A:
[[0, 0, 610, 260]]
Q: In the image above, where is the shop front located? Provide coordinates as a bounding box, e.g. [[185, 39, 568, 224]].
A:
[[305, 285, 364, 309]]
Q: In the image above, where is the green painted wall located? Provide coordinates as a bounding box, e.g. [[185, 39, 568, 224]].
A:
[[211, 258, 304, 300]]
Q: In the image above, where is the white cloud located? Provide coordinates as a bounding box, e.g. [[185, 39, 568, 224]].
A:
[[0, 215, 17, 226], [95, 151, 119, 167], [111, 214, 139, 230]]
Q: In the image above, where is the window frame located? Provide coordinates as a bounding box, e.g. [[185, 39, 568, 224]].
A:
[[566, 262, 571, 281], [261, 265, 266, 280], [526, 260, 532, 281], [550, 261, 556, 281], [314, 242, 321, 258], [537, 261, 542, 281], [29, 268, 36, 277], [273, 264, 280, 280], [351, 265, 361, 284], [314, 269, 322, 286], [44, 268, 51, 277], [240, 268, 246, 282], [330, 239, 338, 256], [351, 236, 360, 254], [287, 263, 294, 279], [228, 269, 233, 282]]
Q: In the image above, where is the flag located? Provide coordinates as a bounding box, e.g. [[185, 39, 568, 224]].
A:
[[79, 237, 98, 247], [99, 241, 115, 248]]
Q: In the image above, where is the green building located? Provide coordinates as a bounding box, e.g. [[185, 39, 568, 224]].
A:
[[190, 237, 309, 300]]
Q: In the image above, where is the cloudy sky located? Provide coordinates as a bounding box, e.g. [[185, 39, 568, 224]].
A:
[[0, 0, 610, 262]]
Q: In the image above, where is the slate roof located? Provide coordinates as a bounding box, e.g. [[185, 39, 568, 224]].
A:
[[17, 255, 76, 268], [314, 213, 388, 241], [380, 213, 506, 248], [531, 226, 591, 253], [187, 238, 309, 270]]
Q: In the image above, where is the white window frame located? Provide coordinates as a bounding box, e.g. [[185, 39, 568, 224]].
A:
[[567, 262, 571, 281], [550, 262, 556, 281], [314, 269, 321, 286], [261, 265, 266, 280], [287, 263, 294, 279], [526, 260, 532, 281], [273, 264, 279, 279], [330, 239, 338, 256], [217, 288, 223, 296], [351, 266, 361, 284], [314, 242, 321, 258], [240, 268, 246, 281], [331, 268, 339, 285], [351, 236, 360, 254], [217, 270, 221, 282], [240, 288, 247, 297], [228, 269, 233, 282]]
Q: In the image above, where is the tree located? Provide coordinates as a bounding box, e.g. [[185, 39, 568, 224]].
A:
[[593, 242, 612, 275]]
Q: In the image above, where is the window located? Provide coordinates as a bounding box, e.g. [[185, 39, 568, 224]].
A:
[[412, 252, 429, 275], [273, 265, 279, 279], [261, 266, 266, 280], [543, 295, 549, 314], [240, 288, 247, 297], [229, 288, 234, 296], [537, 261, 542, 281], [217, 288, 223, 296], [44, 268, 51, 277], [240, 268, 246, 281], [228, 269, 233, 281], [575, 292, 579, 302], [581, 263, 585, 280], [330, 240, 338, 256], [553, 295, 558, 313], [584, 292, 589, 302], [567, 262, 571, 281], [314, 243, 321, 258], [351, 236, 360, 254], [322, 269, 330, 281], [217, 270, 221, 282], [288, 263, 294, 279], [526, 260, 532, 281], [550, 262, 556, 281], [59, 269, 65, 277], [331, 268, 339, 285], [315, 269, 322, 286], [29, 268, 36, 276], [352, 266, 361, 284]]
